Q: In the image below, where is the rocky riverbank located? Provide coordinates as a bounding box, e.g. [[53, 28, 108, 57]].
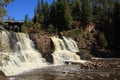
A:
[[8, 58, 120, 80]]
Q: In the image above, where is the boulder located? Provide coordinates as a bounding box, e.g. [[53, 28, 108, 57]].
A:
[[77, 49, 92, 60]]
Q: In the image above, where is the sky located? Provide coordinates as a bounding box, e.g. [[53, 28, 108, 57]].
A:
[[5, 0, 53, 20]]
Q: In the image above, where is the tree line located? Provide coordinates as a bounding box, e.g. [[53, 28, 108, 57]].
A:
[[22, 0, 119, 49], [24, 0, 119, 31], [1, 0, 120, 49]]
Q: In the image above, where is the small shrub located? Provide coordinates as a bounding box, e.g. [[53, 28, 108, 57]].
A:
[[70, 29, 83, 37], [99, 32, 108, 47], [21, 24, 27, 33], [86, 31, 92, 40]]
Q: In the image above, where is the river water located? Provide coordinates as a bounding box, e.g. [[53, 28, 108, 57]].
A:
[[9, 58, 120, 80]]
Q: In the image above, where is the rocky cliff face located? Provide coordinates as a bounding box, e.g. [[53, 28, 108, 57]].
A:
[[29, 33, 54, 63]]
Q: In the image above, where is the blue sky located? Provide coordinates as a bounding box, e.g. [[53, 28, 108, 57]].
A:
[[5, 0, 53, 20]]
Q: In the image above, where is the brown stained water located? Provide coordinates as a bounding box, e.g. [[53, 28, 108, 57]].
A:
[[8, 58, 120, 80]]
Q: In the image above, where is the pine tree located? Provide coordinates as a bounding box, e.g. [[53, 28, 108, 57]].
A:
[[99, 32, 108, 48], [21, 24, 27, 33], [92, 0, 114, 23], [64, 0, 73, 29], [81, 0, 92, 26], [34, 7, 37, 15], [55, 0, 65, 31], [72, 0, 82, 21], [37, 0, 41, 14], [24, 14, 29, 27], [72, 0, 77, 7], [49, 0, 57, 22], [42, 1, 49, 24]]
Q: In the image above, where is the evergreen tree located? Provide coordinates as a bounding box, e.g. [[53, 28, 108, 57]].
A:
[[72, 0, 82, 21], [21, 14, 29, 33], [41, 0, 44, 8], [99, 32, 108, 48], [34, 7, 37, 15], [64, 0, 73, 29], [37, 0, 41, 14], [24, 14, 29, 27], [32, 13, 43, 30], [81, 0, 92, 26], [49, 0, 57, 24], [54, 0, 65, 31], [42, 1, 49, 24], [21, 24, 27, 33], [92, 0, 114, 23], [34, 22, 41, 31]]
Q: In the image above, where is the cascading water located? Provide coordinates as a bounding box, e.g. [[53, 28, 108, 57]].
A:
[[51, 36, 81, 64], [62, 36, 79, 52], [0, 31, 47, 76], [0, 29, 83, 76]]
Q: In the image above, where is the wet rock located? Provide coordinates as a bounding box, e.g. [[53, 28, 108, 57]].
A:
[[76, 49, 92, 60], [29, 33, 54, 63], [0, 70, 7, 80]]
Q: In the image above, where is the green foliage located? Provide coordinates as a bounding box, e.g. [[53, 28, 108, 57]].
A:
[[31, 0, 120, 49], [36, 0, 41, 14], [72, 0, 82, 20], [81, 0, 93, 26], [21, 24, 27, 33], [34, 22, 41, 31], [64, 0, 73, 29], [99, 33, 108, 47], [24, 14, 29, 27], [70, 28, 83, 37], [86, 31, 92, 40], [55, 0, 65, 31], [0, 0, 14, 20], [0, 7, 6, 20], [42, 2, 49, 24], [47, 24, 56, 33]]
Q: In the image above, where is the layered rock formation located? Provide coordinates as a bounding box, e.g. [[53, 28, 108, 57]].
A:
[[29, 32, 92, 62], [29, 33, 54, 63]]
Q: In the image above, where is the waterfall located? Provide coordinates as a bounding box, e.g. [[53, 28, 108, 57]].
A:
[[51, 36, 81, 64], [0, 30, 83, 76], [62, 36, 79, 52], [0, 31, 47, 76]]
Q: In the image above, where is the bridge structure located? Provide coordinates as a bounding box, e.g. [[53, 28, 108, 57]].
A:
[[0, 20, 24, 32]]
